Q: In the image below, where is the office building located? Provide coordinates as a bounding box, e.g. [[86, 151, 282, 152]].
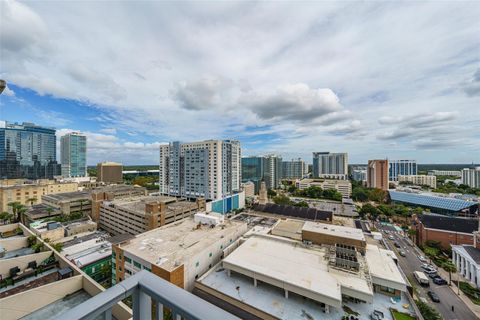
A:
[[428, 170, 462, 177], [42, 191, 92, 217], [97, 162, 123, 184], [312, 152, 348, 179], [0, 223, 131, 320], [111, 214, 248, 289], [462, 167, 480, 188], [61, 132, 87, 178], [296, 178, 352, 198], [241, 157, 264, 193], [352, 168, 367, 182], [263, 154, 282, 189], [398, 175, 437, 188], [0, 179, 78, 212], [99, 195, 205, 236], [159, 140, 241, 201], [367, 160, 389, 191], [282, 158, 306, 179], [389, 159, 417, 182], [0, 122, 60, 179]]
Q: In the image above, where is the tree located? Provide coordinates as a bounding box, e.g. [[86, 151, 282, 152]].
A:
[[273, 194, 292, 205], [18, 206, 27, 225], [368, 188, 387, 203], [46, 207, 54, 217], [287, 185, 297, 193], [359, 203, 380, 219], [51, 242, 63, 252], [267, 189, 277, 197], [443, 261, 457, 286], [407, 229, 417, 242], [0, 212, 9, 224], [352, 188, 368, 202], [27, 197, 37, 206], [7, 202, 21, 222]]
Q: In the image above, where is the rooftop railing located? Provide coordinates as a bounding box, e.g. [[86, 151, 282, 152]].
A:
[[53, 270, 239, 320]]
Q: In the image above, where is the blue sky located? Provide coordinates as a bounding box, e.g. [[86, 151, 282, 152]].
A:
[[1, 1, 479, 165]]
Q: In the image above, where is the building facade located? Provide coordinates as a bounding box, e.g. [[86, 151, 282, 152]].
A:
[[388, 159, 417, 182], [263, 155, 282, 190], [0, 180, 78, 212], [241, 157, 264, 193], [428, 170, 462, 177], [462, 167, 480, 188], [352, 168, 367, 182], [452, 232, 480, 289], [296, 178, 352, 198], [398, 175, 437, 188], [97, 162, 123, 184], [0, 122, 60, 179], [61, 132, 87, 178], [282, 158, 306, 179], [312, 152, 348, 179], [159, 140, 241, 201], [367, 160, 389, 191]]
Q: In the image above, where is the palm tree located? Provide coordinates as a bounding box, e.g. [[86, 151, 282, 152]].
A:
[[27, 197, 37, 206], [18, 206, 27, 225], [443, 261, 457, 286], [0, 212, 9, 224], [45, 207, 54, 217], [7, 202, 20, 222]]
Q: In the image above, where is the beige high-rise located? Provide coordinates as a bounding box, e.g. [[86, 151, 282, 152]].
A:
[[97, 162, 123, 184], [367, 160, 389, 191]]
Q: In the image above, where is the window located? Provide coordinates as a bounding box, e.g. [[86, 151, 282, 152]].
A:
[[125, 257, 131, 263], [125, 269, 132, 275], [134, 261, 142, 269], [209, 252, 212, 257], [196, 261, 199, 267]]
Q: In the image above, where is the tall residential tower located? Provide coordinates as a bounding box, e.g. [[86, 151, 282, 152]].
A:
[[388, 159, 417, 182], [367, 159, 389, 191], [159, 140, 241, 200], [61, 132, 87, 177], [312, 152, 348, 179]]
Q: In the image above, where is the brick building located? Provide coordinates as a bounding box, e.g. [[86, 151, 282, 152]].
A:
[[412, 214, 478, 249]]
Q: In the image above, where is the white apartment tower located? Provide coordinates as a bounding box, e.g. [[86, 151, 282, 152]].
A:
[[159, 140, 241, 200], [462, 167, 480, 188], [312, 152, 348, 179]]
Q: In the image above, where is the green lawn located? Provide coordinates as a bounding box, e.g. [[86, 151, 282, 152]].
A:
[[391, 309, 416, 320], [459, 282, 480, 305]]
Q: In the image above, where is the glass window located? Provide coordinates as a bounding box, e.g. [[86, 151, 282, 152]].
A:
[[196, 261, 199, 267], [125, 257, 132, 263], [134, 261, 142, 269]]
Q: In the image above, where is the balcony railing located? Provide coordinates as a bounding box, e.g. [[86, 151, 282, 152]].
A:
[[54, 270, 239, 320]]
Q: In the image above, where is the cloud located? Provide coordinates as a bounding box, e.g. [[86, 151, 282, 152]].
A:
[[463, 68, 480, 97], [246, 84, 342, 122], [99, 128, 117, 134], [174, 76, 233, 110], [3, 85, 15, 97]]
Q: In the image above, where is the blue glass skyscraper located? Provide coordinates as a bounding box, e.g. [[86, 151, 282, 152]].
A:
[[0, 122, 60, 179], [61, 132, 87, 177]]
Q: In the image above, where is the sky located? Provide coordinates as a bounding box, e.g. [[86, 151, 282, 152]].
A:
[[0, 1, 479, 165]]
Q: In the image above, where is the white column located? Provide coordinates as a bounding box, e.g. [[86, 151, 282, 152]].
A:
[[325, 305, 330, 314], [254, 278, 257, 287], [284, 289, 288, 299], [227, 269, 231, 277]]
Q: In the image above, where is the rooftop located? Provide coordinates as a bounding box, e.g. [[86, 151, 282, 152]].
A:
[[119, 217, 247, 271], [302, 221, 366, 242], [42, 191, 91, 202], [418, 214, 478, 234], [365, 244, 407, 292], [252, 203, 333, 221], [389, 190, 477, 211], [63, 240, 111, 268], [104, 195, 193, 216], [221, 234, 373, 307], [462, 245, 480, 264], [270, 219, 304, 240]]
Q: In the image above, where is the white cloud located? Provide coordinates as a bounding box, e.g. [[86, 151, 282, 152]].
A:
[[1, 1, 479, 163]]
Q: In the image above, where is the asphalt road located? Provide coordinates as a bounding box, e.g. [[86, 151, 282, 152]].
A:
[[377, 223, 477, 320]]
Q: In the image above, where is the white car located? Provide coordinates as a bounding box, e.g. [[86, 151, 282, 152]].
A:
[[418, 255, 427, 262]]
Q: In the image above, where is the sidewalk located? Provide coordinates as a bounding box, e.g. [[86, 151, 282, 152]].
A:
[[435, 267, 480, 319]]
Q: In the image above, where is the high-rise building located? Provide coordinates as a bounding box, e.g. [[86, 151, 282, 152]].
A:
[[367, 159, 389, 191], [282, 158, 306, 179], [462, 167, 480, 188], [61, 132, 87, 177], [352, 168, 367, 182], [263, 154, 282, 190], [0, 122, 60, 179], [97, 162, 123, 184], [159, 140, 241, 200], [241, 156, 264, 193], [388, 159, 417, 182], [312, 152, 348, 179]]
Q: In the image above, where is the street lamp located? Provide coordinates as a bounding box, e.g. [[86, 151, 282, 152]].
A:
[[0, 80, 6, 95]]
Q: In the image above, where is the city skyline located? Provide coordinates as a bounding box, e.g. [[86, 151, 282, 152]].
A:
[[1, 1, 479, 165]]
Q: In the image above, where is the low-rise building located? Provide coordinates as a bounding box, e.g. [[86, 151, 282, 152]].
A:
[[242, 181, 255, 197], [23, 203, 62, 226], [428, 170, 462, 177], [452, 231, 480, 289], [302, 221, 367, 253], [42, 191, 92, 217], [412, 213, 478, 249], [91, 184, 148, 222], [398, 175, 437, 188], [99, 195, 205, 236], [112, 213, 248, 290], [195, 233, 408, 319], [29, 218, 97, 241], [0, 223, 131, 320], [296, 178, 352, 198], [0, 179, 78, 212]]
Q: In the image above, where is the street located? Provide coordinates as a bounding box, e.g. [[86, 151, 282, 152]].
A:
[[377, 223, 477, 320]]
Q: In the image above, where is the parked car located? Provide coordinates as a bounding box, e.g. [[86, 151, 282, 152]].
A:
[[424, 268, 437, 275], [418, 255, 427, 262], [433, 277, 447, 285], [428, 291, 440, 302], [388, 235, 394, 240], [394, 242, 401, 248], [399, 251, 406, 257]]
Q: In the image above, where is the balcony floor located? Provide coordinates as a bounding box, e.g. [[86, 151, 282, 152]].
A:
[[0, 247, 35, 260]]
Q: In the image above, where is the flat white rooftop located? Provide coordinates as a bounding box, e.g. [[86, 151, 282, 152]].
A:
[[120, 218, 247, 271], [222, 235, 374, 308], [365, 244, 407, 292], [302, 221, 366, 242]]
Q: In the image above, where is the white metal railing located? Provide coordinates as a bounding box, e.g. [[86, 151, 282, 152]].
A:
[[54, 270, 239, 320]]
